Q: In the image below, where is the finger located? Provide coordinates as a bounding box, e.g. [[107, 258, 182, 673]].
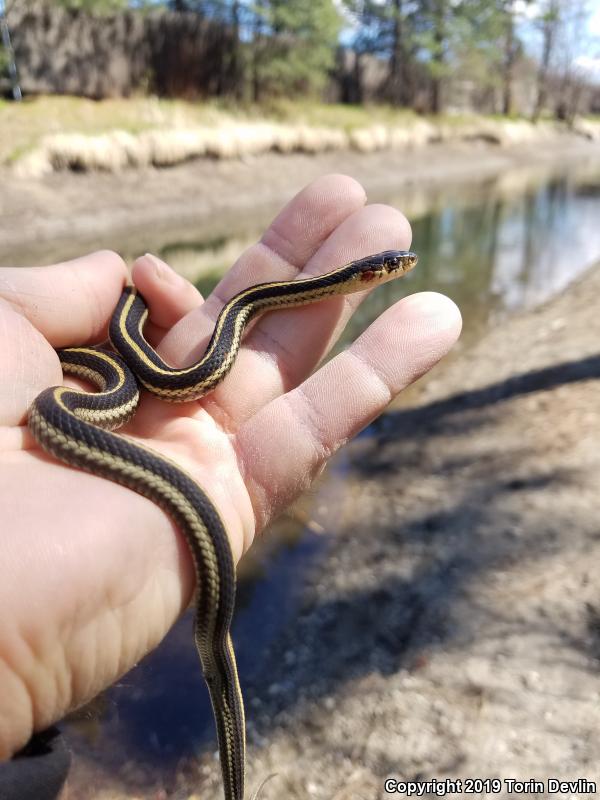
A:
[[0, 251, 128, 347], [131, 254, 204, 337], [0, 299, 61, 428], [156, 174, 367, 368], [212, 172, 368, 305], [236, 292, 462, 542], [0, 251, 127, 427], [206, 203, 412, 425]]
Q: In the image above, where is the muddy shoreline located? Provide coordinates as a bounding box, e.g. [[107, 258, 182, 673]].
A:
[[229, 260, 600, 800], [132, 258, 595, 800], [2, 137, 598, 268]]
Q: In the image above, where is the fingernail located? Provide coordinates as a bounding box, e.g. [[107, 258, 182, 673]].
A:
[[142, 253, 180, 285]]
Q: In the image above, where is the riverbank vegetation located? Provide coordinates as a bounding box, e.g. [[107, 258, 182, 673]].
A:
[[5, 96, 600, 176]]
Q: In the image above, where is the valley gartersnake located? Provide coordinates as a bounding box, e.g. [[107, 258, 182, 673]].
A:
[[28, 248, 418, 800]]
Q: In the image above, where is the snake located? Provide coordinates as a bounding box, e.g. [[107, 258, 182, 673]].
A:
[[27, 248, 418, 800]]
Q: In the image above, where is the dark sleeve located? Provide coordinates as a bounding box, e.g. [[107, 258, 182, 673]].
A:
[[0, 728, 70, 800]]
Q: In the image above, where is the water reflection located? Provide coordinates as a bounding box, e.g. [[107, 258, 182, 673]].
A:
[[63, 521, 330, 793], [156, 161, 600, 356], [372, 165, 600, 348], [491, 174, 600, 310]]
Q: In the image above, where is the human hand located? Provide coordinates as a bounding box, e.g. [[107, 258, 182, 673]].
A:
[[0, 174, 461, 758]]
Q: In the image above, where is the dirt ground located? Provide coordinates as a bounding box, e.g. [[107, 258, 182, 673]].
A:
[[1, 136, 597, 268], [64, 263, 600, 800], [220, 259, 600, 800]]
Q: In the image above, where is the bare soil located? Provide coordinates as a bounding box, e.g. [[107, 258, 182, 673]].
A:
[[231, 260, 600, 800], [1, 137, 597, 268]]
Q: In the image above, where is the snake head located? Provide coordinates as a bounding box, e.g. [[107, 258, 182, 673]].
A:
[[380, 250, 418, 274], [356, 249, 418, 285]]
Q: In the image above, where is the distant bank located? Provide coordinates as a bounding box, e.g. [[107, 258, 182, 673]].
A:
[[3, 97, 600, 178], [1, 117, 598, 267], [11, 114, 600, 178]]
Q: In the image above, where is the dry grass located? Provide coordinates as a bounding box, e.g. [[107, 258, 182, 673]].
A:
[[3, 96, 597, 176], [0, 95, 236, 164], [0, 96, 406, 165]]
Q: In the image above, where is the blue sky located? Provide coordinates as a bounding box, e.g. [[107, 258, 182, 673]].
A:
[[588, 1, 600, 75], [571, 1, 600, 81], [589, 1, 600, 35], [515, 0, 600, 81]]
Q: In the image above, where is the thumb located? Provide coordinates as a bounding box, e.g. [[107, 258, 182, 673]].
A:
[[0, 250, 127, 347], [0, 251, 127, 426]]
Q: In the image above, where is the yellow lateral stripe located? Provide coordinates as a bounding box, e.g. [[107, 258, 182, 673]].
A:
[[117, 273, 350, 382], [28, 250, 417, 800], [61, 347, 127, 392], [117, 289, 230, 378]]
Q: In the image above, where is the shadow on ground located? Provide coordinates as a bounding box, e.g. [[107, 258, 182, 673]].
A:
[[65, 352, 600, 791]]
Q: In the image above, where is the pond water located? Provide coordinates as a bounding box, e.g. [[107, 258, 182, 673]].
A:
[[26, 155, 600, 792], [127, 156, 600, 353]]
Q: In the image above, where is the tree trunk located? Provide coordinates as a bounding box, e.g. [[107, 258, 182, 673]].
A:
[[251, 0, 264, 103], [228, 0, 242, 98], [532, 0, 559, 121], [501, 2, 515, 115], [388, 0, 413, 106], [0, 8, 21, 101], [430, 0, 445, 114], [565, 78, 584, 127], [354, 49, 363, 104]]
